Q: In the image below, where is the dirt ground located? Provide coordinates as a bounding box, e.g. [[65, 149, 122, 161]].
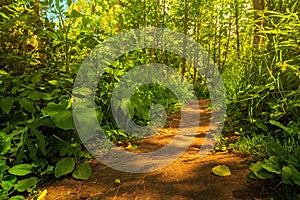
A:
[[39, 100, 270, 200]]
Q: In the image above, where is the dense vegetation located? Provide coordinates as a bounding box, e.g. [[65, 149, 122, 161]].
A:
[[0, 0, 299, 199]]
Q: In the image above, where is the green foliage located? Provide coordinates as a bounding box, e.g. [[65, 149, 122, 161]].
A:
[[42, 101, 75, 130], [212, 132, 229, 153], [54, 158, 75, 178], [0, 1, 94, 198], [8, 164, 33, 176], [248, 142, 300, 199], [0, 0, 299, 199], [219, 3, 300, 198], [14, 177, 40, 192], [54, 157, 93, 180], [72, 162, 92, 180]]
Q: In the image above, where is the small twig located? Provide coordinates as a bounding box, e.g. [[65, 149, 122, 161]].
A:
[[113, 186, 120, 200]]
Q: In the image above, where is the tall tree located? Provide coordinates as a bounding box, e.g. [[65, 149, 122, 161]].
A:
[[181, 0, 188, 81], [253, 0, 265, 49]]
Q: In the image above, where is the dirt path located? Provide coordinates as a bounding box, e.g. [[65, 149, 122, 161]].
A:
[[41, 100, 261, 200]]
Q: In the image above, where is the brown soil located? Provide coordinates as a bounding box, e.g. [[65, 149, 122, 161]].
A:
[[39, 100, 269, 200]]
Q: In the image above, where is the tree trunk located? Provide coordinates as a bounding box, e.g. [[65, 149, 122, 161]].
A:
[[181, 0, 188, 81], [235, 0, 240, 59], [34, 0, 44, 62], [253, 0, 265, 50]]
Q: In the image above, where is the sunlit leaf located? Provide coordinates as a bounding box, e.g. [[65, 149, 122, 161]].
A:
[[212, 165, 231, 176], [0, 70, 9, 75], [0, 12, 9, 19], [8, 164, 33, 176], [48, 80, 58, 85], [37, 189, 47, 200], [73, 87, 93, 96]]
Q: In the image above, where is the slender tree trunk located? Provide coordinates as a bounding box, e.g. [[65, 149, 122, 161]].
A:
[[193, 20, 200, 86], [151, 0, 159, 62], [253, 0, 265, 50], [34, 0, 44, 62], [218, 23, 223, 71], [221, 17, 232, 72], [143, 0, 147, 28], [181, 0, 188, 81], [159, 0, 166, 63], [234, 0, 240, 59]]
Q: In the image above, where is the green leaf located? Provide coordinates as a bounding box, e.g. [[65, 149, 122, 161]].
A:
[[72, 107, 99, 142], [55, 158, 75, 178], [282, 165, 300, 185], [114, 179, 121, 184], [70, 10, 82, 18], [249, 161, 274, 180], [8, 164, 33, 176], [0, 132, 11, 155], [8, 195, 25, 200], [255, 122, 268, 132], [261, 156, 281, 174], [48, 80, 58, 85], [40, 165, 54, 176], [267, 142, 287, 158], [282, 166, 293, 184], [212, 165, 231, 176], [25, 138, 37, 161], [42, 101, 75, 130], [0, 159, 6, 166], [72, 162, 92, 180], [0, 97, 13, 114], [31, 73, 43, 83], [28, 91, 52, 101], [36, 189, 47, 200], [18, 98, 35, 113], [30, 127, 46, 156], [269, 120, 293, 134], [0, 12, 9, 20], [67, 0, 72, 6], [291, 168, 300, 185], [0, 165, 9, 179], [45, 30, 58, 39], [52, 110, 75, 130], [42, 101, 67, 116], [1, 175, 17, 191], [249, 161, 263, 177], [0, 69, 9, 75], [73, 87, 93, 96], [295, 146, 300, 161], [0, 190, 8, 199], [14, 177, 39, 192]]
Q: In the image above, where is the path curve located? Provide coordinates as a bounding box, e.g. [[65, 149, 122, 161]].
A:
[[41, 100, 258, 200]]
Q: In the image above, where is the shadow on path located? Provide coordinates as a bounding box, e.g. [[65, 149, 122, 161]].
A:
[[42, 100, 261, 200]]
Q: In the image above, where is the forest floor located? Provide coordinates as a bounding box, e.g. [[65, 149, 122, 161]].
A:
[[40, 100, 270, 200]]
